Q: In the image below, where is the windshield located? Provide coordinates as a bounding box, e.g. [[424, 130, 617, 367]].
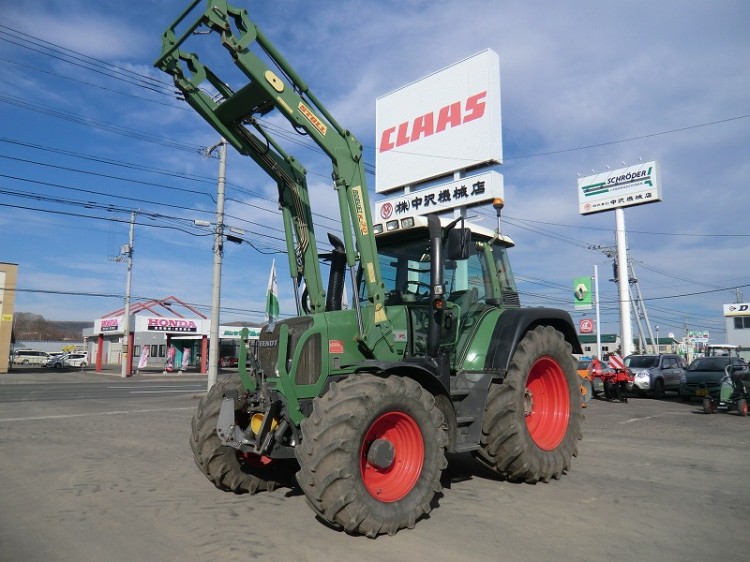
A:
[[688, 357, 731, 371], [367, 233, 490, 305], [625, 356, 659, 369]]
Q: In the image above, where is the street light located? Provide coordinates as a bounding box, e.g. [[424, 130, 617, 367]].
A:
[[655, 325, 660, 353]]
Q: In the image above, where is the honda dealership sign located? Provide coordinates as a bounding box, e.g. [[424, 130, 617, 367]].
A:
[[577, 161, 661, 215], [375, 49, 502, 193]]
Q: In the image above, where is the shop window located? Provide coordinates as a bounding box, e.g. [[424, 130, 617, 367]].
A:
[[159, 345, 166, 357], [133, 345, 140, 357], [151, 344, 158, 357], [734, 317, 750, 330]]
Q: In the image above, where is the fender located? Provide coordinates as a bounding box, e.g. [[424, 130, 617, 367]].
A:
[[352, 358, 449, 398], [485, 308, 581, 373]]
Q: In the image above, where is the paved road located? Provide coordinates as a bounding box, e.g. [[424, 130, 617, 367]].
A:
[[1, 372, 748, 562]]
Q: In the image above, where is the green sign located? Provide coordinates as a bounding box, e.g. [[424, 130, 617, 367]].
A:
[[573, 276, 592, 310]]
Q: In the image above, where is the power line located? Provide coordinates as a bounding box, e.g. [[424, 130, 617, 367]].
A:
[[0, 25, 175, 95], [0, 56, 186, 111], [0, 91, 203, 154]]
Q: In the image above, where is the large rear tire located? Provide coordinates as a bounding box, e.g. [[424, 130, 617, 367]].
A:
[[295, 374, 447, 538], [190, 375, 292, 494], [475, 325, 582, 483]]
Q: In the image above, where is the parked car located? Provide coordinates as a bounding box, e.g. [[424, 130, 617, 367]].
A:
[[47, 352, 88, 369], [220, 356, 238, 367], [12, 350, 52, 365], [624, 353, 686, 399], [679, 356, 748, 401], [42, 352, 66, 366]]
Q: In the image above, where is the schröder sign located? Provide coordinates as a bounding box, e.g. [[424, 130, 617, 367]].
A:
[[577, 161, 661, 215], [375, 49, 502, 194]]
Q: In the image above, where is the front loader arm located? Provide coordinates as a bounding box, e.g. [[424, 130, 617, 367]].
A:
[[155, 0, 392, 352]]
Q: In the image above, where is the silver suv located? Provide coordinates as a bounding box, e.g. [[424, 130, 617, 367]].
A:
[[624, 354, 686, 399]]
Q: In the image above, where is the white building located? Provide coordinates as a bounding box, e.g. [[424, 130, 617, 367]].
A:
[[723, 302, 750, 361]]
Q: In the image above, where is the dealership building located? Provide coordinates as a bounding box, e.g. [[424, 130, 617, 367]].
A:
[[84, 297, 260, 374], [724, 302, 750, 359]]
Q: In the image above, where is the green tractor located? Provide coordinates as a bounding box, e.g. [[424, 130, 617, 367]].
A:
[[156, 0, 583, 537]]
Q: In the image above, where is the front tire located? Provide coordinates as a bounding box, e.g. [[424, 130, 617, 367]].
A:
[[703, 398, 715, 414], [652, 379, 665, 400], [295, 374, 447, 538], [190, 375, 291, 494], [580, 378, 592, 406], [475, 325, 582, 483], [737, 398, 748, 416]]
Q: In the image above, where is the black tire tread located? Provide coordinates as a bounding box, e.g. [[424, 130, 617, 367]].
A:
[[295, 374, 447, 538], [474, 325, 582, 483], [190, 375, 285, 494]]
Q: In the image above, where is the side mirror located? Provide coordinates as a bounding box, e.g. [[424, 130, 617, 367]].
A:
[[446, 228, 472, 260]]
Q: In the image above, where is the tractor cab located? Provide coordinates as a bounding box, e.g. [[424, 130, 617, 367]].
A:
[[369, 215, 520, 361]]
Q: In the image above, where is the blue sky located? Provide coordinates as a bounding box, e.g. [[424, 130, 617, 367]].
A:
[[1, 0, 749, 343]]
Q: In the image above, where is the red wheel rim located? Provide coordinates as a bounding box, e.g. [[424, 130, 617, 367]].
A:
[[525, 356, 570, 451], [360, 411, 424, 502]]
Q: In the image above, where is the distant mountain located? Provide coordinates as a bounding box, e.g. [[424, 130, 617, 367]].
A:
[[12, 312, 89, 341]]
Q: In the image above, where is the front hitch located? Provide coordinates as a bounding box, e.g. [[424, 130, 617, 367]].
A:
[[215, 390, 288, 457]]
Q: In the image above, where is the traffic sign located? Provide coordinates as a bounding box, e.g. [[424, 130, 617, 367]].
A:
[[609, 355, 624, 370]]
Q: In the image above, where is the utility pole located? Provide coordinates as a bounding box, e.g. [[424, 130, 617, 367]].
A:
[[629, 261, 656, 352], [207, 138, 227, 391], [121, 211, 135, 378], [628, 283, 647, 352]]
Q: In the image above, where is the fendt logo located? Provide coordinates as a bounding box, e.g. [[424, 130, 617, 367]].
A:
[[147, 318, 198, 332], [379, 91, 487, 153]]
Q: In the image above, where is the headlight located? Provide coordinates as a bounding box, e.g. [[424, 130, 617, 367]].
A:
[[634, 370, 650, 379]]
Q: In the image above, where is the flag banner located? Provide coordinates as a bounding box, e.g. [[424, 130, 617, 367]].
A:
[[137, 346, 150, 369], [165, 346, 176, 372], [265, 259, 279, 323]]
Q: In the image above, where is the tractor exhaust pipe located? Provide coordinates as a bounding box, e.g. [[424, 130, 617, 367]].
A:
[[427, 215, 444, 359], [326, 233, 347, 312]]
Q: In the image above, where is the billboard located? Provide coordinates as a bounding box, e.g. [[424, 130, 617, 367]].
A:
[[374, 170, 503, 222], [573, 276, 592, 310], [579, 318, 594, 334], [375, 49, 502, 193], [723, 303, 750, 317], [577, 161, 661, 215]]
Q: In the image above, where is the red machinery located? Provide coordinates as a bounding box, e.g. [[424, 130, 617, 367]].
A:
[[591, 355, 633, 402]]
